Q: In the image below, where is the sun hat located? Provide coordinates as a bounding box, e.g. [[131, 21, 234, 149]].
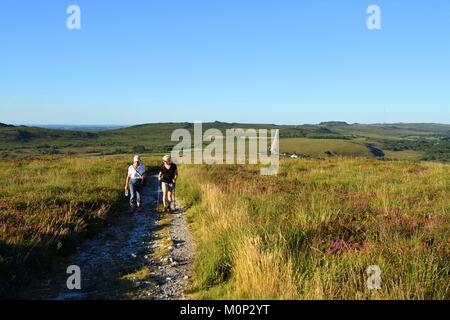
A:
[[163, 155, 171, 162], [133, 155, 141, 162]]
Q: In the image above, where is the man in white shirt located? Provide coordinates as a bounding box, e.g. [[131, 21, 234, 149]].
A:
[[124, 155, 146, 213]]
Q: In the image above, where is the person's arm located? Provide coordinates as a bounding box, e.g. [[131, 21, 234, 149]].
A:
[[125, 173, 131, 190], [173, 167, 178, 184], [141, 165, 146, 180]]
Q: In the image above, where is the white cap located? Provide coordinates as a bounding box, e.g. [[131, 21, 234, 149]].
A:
[[163, 155, 171, 162], [133, 155, 141, 162]]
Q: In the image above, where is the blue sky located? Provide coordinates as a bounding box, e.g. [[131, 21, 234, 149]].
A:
[[0, 0, 449, 125]]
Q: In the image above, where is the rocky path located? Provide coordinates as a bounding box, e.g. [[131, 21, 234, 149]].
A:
[[32, 177, 195, 300]]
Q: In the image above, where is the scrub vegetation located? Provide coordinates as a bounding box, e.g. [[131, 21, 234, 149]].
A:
[[1, 121, 449, 299], [0, 154, 161, 296], [177, 158, 450, 299]]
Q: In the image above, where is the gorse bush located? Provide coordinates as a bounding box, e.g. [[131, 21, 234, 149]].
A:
[[177, 158, 450, 299]]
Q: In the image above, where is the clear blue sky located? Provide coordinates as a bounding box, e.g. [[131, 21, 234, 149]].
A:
[[1, 0, 449, 125]]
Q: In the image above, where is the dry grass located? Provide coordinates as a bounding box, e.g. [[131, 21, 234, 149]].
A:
[[177, 157, 450, 300], [0, 154, 161, 296], [233, 236, 299, 299]]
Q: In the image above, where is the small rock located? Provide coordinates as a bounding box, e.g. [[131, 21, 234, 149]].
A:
[[131, 253, 137, 258], [184, 276, 189, 280], [168, 246, 174, 250], [166, 277, 172, 281]]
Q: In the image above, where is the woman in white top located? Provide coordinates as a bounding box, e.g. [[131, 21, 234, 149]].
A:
[[124, 155, 146, 213]]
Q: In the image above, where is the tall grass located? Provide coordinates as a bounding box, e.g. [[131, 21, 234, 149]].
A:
[[177, 158, 449, 300], [0, 154, 160, 296]]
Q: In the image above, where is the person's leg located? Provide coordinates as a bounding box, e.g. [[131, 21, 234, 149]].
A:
[[129, 180, 137, 212], [168, 184, 176, 210], [167, 189, 172, 210], [172, 185, 176, 209], [136, 182, 143, 211], [161, 182, 168, 209]]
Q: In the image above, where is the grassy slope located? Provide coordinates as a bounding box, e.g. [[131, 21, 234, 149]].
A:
[[383, 150, 423, 161], [0, 154, 161, 296], [1, 121, 449, 299], [325, 123, 450, 139], [2, 122, 450, 159], [177, 158, 450, 299], [280, 138, 373, 157]]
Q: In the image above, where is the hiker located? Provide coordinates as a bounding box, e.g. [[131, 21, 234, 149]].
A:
[[125, 155, 146, 213], [158, 155, 178, 211]]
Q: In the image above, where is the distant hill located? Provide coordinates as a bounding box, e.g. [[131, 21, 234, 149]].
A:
[[319, 121, 349, 126], [35, 124, 125, 132], [326, 123, 450, 138], [0, 124, 99, 156], [0, 125, 97, 141], [1, 122, 449, 160]]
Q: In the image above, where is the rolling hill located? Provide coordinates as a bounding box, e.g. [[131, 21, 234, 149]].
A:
[[1, 121, 449, 160]]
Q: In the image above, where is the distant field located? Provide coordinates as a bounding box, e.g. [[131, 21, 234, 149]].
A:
[[177, 158, 450, 299], [280, 138, 373, 157], [1, 122, 449, 161], [383, 150, 423, 161]]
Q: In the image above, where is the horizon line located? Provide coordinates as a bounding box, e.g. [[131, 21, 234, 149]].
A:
[[9, 121, 450, 127]]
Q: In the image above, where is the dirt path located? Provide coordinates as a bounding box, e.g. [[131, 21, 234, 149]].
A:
[[31, 177, 195, 300]]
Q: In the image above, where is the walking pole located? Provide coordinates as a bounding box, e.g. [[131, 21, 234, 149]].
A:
[[173, 184, 176, 211], [157, 179, 160, 209]]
